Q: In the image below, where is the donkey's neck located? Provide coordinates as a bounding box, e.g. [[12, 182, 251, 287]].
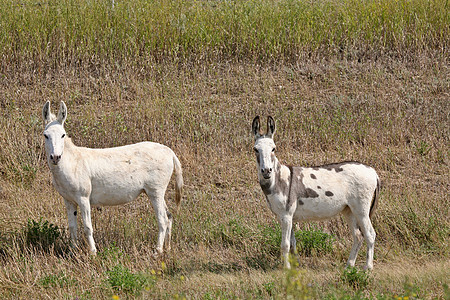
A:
[[64, 137, 76, 150]]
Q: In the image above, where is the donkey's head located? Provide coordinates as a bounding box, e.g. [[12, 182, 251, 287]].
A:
[[252, 116, 276, 180], [42, 101, 67, 165]]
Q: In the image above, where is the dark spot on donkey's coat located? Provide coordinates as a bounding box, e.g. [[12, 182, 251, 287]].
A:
[[310, 173, 317, 179], [304, 188, 319, 198], [325, 191, 334, 197]]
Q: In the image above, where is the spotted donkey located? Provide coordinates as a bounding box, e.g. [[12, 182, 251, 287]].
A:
[[252, 116, 380, 270]]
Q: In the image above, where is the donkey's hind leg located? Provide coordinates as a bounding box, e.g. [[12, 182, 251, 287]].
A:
[[351, 209, 376, 270], [164, 210, 173, 251], [344, 209, 363, 268], [359, 216, 376, 270], [146, 189, 170, 254]]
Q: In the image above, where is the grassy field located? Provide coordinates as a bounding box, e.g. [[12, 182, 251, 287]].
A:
[[0, 0, 449, 299]]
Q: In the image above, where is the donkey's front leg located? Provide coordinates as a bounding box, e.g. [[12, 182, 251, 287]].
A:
[[64, 199, 78, 248], [280, 215, 293, 269], [78, 197, 97, 254]]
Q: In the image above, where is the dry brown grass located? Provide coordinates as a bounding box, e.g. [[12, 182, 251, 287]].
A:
[[0, 56, 448, 298]]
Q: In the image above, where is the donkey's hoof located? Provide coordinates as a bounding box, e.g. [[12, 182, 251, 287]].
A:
[[151, 249, 163, 258]]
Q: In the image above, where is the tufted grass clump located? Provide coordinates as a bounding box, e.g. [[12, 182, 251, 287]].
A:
[[341, 267, 371, 290]]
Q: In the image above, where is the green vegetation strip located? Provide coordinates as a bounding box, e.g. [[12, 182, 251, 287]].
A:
[[0, 0, 447, 63]]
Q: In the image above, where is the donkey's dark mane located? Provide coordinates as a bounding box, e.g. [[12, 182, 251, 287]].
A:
[[308, 160, 364, 171]]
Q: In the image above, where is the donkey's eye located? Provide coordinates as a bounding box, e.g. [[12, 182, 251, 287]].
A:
[[61, 134, 66, 138], [272, 148, 276, 152], [253, 147, 258, 153], [44, 134, 49, 139]]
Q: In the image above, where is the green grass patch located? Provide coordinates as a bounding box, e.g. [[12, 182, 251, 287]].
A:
[[39, 271, 76, 288], [296, 226, 334, 256], [106, 264, 155, 295], [257, 222, 335, 256]]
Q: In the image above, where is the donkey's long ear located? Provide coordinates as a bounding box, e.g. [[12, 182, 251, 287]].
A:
[[266, 116, 275, 138], [252, 116, 261, 139], [57, 101, 67, 125], [42, 101, 52, 124]]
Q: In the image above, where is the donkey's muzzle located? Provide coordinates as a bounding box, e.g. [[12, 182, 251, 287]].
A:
[[261, 168, 273, 179], [50, 154, 61, 165]]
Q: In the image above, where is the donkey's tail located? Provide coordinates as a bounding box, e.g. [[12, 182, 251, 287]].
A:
[[369, 175, 380, 219], [173, 153, 183, 212]]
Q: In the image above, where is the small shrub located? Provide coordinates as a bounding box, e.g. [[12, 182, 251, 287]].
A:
[[24, 218, 61, 250], [341, 267, 370, 290], [106, 264, 154, 295], [263, 281, 275, 297], [296, 227, 334, 256]]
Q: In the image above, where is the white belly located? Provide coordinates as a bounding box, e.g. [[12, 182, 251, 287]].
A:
[[293, 196, 348, 221]]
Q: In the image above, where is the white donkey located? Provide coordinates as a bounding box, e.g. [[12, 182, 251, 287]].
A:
[[252, 116, 380, 270], [42, 101, 183, 254]]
